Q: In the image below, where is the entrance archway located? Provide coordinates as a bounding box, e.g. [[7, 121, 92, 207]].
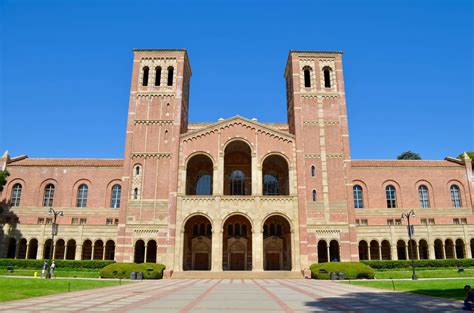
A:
[[183, 215, 212, 270], [224, 141, 252, 195], [317, 240, 328, 263], [397, 240, 407, 260], [263, 215, 291, 270], [28, 239, 38, 259], [223, 214, 252, 270], [434, 239, 444, 259]]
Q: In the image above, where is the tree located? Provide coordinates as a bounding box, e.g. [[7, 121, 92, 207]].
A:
[[0, 169, 9, 192], [457, 152, 474, 166], [397, 151, 421, 160]]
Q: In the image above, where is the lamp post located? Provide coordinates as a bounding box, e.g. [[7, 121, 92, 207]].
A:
[[401, 209, 417, 280], [47, 208, 63, 279]]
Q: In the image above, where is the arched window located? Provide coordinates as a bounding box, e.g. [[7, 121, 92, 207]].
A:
[[323, 68, 331, 88], [76, 184, 88, 208], [353, 185, 364, 208], [186, 155, 213, 195], [154, 66, 161, 86], [110, 184, 121, 208], [193, 224, 199, 235], [43, 184, 55, 207], [311, 165, 315, 177], [450, 185, 461, 208], [11, 183, 22, 207], [164, 130, 169, 142], [196, 174, 211, 195], [227, 224, 233, 236], [142, 66, 149, 86], [303, 67, 311, 88], [135, 165, 141, 176], [235, 223, 241, 236], [385, 185, 397, 208], [133, 188, 139, 200], [230, 170, 245, 195], [242, 224, 247, 236], [167, 66, 174, 86], [418, 185, 430, 208], [312, 190, 317, 202], [263, 173, 279, 195]]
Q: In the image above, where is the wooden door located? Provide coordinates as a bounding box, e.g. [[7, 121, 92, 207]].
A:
[[194, 253, 209, 270], [230, 253, 244, 270], [266, 252, 280, 270]]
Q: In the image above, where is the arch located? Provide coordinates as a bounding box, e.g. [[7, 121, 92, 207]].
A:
[[415, 180, 435, 208], [82, 240, 92, 260], [224, 140, 252, 195], [317, 240, 328, 263], [133, 164, 142, 176], [303, 66, 312, 88], [358, 240, 369, 260], [104, 240, 115, 260], [183, 214, 212, 270], [455, 239, 465, 259], [263, 214, 292, 270], [419, 239, 429, 259], [445, 239, 455, 259], [134, 240, 145, 264], [54, 239, 65, 259], [154, 66, 161, 86], [93, 240, 104, 260], [7, 238, 17, 258], [17, 238, 27, 259], [381, 240, 391, 260], [434, 239, 444, 259], [76, 183, 89, 208], [262, 154, 289, 195], [28, 238, 38, 259], [146, 240, 157, 263], [186, 154, 213, 195], [223, 214, 252, 270], [385, 185, 397, 208], [397, 240, 407, 260], [408, 239, 418, 260], [353, 184, 364, 208], [322, 66, 332, 88], [43, 239, 53, 259], [66, 239, 76, 260], [370, 240, 380, 260], [329, 240, 340, 262], [142, 66, 149, 86], [167, 66, 174, 86]]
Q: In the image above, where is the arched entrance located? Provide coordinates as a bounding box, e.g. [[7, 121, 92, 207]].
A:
[[93, 240, 104, 260], [370, 240, 380, 260], [419, 240, 429, 259], [224, 141, 252, 195], [82, 240, 92, 260], [358, 240, 368, 260], [317, 240, 328, 263], [104, 240, 115, 260], [28, 239, 38, 259], [445, 239, 455, 259], [44, 239, 53, 259], [7, 238, 16, 258], [455, 239, 465, 258], [381, 240, 391, 260], [134, 240, 145, 263], [17, 239, 27, 259], [66, 240, 76, 260], [186, 154, 213, 195], [223, 214, 252, 270], [397, 240, 407, 260], [263, 215, 291, 270], [434, 239, 444, 259], [146, 240, 157, 263], [183, 215, 212, 270], [55, 239, 65, 259]]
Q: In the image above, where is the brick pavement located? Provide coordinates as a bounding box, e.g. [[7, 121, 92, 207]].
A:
[[0, 279, 462, 312]]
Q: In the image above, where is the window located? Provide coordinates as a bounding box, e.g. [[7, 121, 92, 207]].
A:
[[11, 183, 22, 207], [114, 218, 119, 225], [164, 130, 169, 142], [135, 165, 141, 176], [106, 218, 113, 225], [461, 218, 467, 224], [420, 218, 427, 225], [387, 219, 394, 225], [242, 224, 247, 236], [263, 173, 279, 195], [385, 185, 397, 208], [76, 184, 88, 208], [312, 190, 317, 201], [323, 68, 331, 88], [355, 219, 360, 225], [111, 184, 121, 208], [167, 66, 174, 86], [71, 218, 78, 225], [230, 170, 245, 195], [46, 217, 52, 224], [43, 184, 55, 207], [142, 66, 149, 86], [133, 188, 139, 200], [154, 66, 161, 86], [360, 219, 368, 226], [395, 219, 402, 225], [353, 185, 364, 208], [450, 185, 461, 208], [227, 224, 233, 236], [311, 165, 315, 177], [79, 218, 87, 225], [418, 185, 430, 208], [196, 174, 211, 195], [37, 217, 45, 224], [428, 218, 435, 225], [303, 67, 311, 88], [453, 218, 460, 225]]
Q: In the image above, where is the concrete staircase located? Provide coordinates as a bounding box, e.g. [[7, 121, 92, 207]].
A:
[[170, 271, 304, 279]]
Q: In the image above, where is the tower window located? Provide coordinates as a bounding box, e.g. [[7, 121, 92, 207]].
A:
[[155, 66, 161, 86], [450, 185, 461, 208], [353, 185, 364, 208], [111, 184, 121, 208], [133, 188, 139, 200], [142, 66, 149, 86], [418, 185, 430, 208], [304, 67, 311, 88], [312, 190, 317, 202], [135, 165, 141, 176], [11, 183, 22, 207], [311, 165, 315, 177], [167, 66, 174, 86], [323, 68, 331, 88], [385, 185, 397, 208]]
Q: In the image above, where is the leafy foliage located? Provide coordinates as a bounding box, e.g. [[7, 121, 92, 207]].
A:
[[361, 259, 474, 269], [0, 169, 10, 192], [457, 152, 474, 166], [0, 259, 114, 270], [397, 151, 421, 160], [100, 262, 165, 279], [310, 262, 374, 279]]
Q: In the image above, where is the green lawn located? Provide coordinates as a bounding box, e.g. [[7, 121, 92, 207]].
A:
[[346, 279, 473, 300], [375, 268, 474, 279], [1, 268, 101, 278], [0, 277, 125, 302]]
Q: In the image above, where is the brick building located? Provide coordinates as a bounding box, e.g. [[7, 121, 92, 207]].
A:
[[1, 49, 473, 275]]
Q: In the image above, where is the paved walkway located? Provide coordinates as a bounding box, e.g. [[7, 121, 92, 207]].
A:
[[0, 279, 462, 312]]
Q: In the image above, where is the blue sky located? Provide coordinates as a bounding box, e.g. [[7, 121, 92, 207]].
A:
[[1, 0, 472, 160]]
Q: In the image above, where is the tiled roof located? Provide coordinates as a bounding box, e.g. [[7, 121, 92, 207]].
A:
[[8, 158, 123, 167], [351, 160, 462, 168]]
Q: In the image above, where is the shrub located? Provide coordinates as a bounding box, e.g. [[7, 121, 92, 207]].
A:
[[0, 259, 114, 270], [361, 259, 474, 270], [99, 263, 166, 279], [310, 262, 374, 280]]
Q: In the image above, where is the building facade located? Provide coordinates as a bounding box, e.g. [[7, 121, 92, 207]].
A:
[[1, 49, 473, 275]]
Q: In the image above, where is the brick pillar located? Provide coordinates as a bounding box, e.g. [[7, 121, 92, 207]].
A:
[[211, 230, 222, 271], [252, 230, 263, 271]]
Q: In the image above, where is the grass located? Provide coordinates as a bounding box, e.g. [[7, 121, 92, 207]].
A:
[[374, 268, 474, 279], [1, 268, 101, 278], [346, 279, 472, 300], [0, 277, 126, 302]]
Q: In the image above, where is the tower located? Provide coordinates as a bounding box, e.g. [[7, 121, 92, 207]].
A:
[[115, 49, 191, 266], [285, 51, 358, 266]]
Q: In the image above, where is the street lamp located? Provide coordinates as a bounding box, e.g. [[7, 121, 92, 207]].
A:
[[47, 208, 63, 279], [401, 209, 417, 280]]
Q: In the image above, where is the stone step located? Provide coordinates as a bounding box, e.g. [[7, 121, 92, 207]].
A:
[[170, 271, 304, 279]]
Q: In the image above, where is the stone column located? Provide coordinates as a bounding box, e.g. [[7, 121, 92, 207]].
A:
[[428, 243, 436, 260], [37, 243, 44, 260], [391, 243, 398, 260], [378, 245, 382, 260], [466, 242, 473, 259], [25, 244, 30, 260], [91, 245, 95, 260], [14, 240, 20, 259], [442, 244, 446, 259], [144, 244, 148, 263], [212, 230, 222, 271], [326, 245, 330, 261], [405, 245, 409, 260], [75, 244, 82, 260], [217, 152, 224, 195], [252, 230, 263, 271]]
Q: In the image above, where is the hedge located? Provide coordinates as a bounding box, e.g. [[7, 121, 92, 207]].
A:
[[361, 259, 474, 270], [310, 262, 374, 280], [0, 259, 115, 270], [100, 263, 166, 279]]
